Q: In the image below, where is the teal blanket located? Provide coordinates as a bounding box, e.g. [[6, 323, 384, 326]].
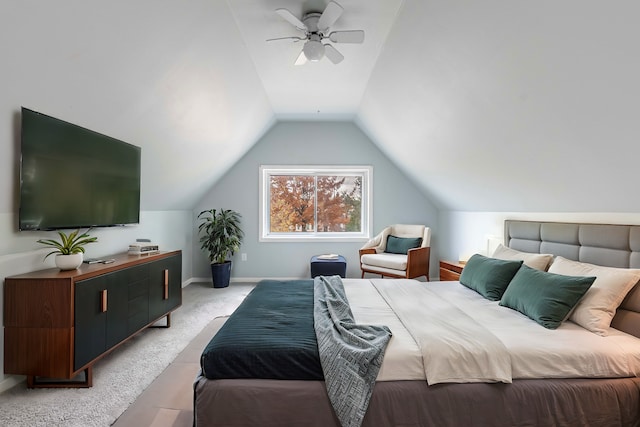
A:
[[200, 279, 323, 380]]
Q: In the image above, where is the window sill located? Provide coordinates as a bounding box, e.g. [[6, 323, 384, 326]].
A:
[[259, 234, 370, 243]]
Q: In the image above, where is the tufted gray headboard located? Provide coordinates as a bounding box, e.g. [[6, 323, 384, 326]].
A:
[[504, 220, 640, 338]]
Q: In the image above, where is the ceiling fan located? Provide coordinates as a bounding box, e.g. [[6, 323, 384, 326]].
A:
[[268, 1, 365, 65]]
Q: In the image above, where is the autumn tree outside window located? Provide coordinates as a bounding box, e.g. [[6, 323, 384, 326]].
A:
[[260, 166, 372, 242]]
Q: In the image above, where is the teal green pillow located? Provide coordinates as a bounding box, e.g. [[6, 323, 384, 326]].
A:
[[499, 264, 596, 329], [459, 254, 523, 301], [385, 235, 422, 255]]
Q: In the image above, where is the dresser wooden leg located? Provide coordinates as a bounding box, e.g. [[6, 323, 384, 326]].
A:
[[26, 367, 93, 388]]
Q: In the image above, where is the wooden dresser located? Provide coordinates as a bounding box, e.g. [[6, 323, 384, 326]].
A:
[[439, 260, 465, 281], [3, 250, 182, 387]]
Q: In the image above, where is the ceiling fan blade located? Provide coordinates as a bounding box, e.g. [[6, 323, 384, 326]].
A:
[[294, 49, 308, 66], [324, 44, 344, 64], [276, 8, 307, 32], [328, 30, 364, 44], [266, 36, 305, 42], [317, 1, 343, 32]]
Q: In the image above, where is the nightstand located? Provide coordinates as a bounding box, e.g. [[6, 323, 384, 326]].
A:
[[439, 260, 465, 281]]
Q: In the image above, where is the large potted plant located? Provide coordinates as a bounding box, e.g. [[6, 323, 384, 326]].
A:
[[37, 229, 98, 270], [197, 208, 244, 288]]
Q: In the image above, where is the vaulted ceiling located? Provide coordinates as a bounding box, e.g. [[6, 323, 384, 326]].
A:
[[4, 1, 640, 214]]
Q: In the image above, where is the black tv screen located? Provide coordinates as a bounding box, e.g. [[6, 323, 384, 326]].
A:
[[19, 107, 141, 231]]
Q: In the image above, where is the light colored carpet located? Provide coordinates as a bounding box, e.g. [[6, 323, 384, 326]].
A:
[[0, 281, 254, 427]]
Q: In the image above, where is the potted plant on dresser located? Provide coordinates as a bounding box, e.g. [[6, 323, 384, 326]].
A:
[[37, 228, 98, 270], [197, 208, 244, 288]]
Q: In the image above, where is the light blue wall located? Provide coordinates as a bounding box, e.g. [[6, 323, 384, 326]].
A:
[[193, 121, 439, 280]]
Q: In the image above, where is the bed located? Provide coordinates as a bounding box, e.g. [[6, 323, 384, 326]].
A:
[[194, 220, 640, 426]]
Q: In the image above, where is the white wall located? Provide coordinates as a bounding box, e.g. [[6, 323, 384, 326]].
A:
[[193, 121, 440, 281]]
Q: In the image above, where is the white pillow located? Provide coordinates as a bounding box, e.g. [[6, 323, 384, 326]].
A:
[[492, 244, 553, 271], [548, 256, 640, 336]]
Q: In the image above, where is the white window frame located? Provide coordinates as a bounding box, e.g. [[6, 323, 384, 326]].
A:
[[259, 165, 373, 242]]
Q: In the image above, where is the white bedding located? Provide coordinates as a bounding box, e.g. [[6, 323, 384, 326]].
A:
[[342, 278, 640, 384]]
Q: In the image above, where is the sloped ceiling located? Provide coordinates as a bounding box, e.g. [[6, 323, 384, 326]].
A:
[[2, 0, 273, 212], [3, 1, 640, 214], [357, 1, 640, 211], [226, 0, 402, 118]]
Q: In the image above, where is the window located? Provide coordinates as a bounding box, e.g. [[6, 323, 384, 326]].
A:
[[260, 166, 372, 242]]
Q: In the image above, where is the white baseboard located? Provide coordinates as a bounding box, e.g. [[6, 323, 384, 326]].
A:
[[182, 277, 202, 287], [187, 276, 306, 285], [189, 276, 214, 285], [232, 277, 305, 283], [0, 374, 25, 394]]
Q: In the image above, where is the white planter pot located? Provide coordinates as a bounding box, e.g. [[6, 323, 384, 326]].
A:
[[55, 253, 83, 270]]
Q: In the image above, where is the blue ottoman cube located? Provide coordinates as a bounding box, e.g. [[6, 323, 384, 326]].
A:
[[310, 255, 347, 278]]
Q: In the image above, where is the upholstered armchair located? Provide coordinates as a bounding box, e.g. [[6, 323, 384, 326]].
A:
[[359, 224, 431, 281]]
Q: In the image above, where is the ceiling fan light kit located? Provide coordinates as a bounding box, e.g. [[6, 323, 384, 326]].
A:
[[270, 1, 365, 65], [303, 35, 325, 62]]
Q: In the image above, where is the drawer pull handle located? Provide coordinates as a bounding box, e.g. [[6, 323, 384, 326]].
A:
[[163, 270, 169, 300], [100, 289, 108, 312]]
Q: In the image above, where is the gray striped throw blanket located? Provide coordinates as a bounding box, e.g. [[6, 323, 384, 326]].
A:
[[313, 276, 392, 427]]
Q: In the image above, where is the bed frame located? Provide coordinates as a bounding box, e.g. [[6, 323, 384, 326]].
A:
[[194, 220, 640, 427]]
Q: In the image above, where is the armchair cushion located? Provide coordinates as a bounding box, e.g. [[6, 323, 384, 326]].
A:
[[385, 235, 423, 255], [361, 253, 408, 271]]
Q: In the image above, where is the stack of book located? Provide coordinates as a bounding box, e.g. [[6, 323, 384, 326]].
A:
[[317, 254, 340, 260], [128, 243, 159, 255]]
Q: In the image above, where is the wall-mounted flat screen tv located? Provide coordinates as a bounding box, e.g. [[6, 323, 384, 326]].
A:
[[19, 107, 141, 231]]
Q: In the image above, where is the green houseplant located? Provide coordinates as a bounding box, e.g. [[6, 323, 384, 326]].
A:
[[197, 209, 244, 288], [37, 228, 98, 270]]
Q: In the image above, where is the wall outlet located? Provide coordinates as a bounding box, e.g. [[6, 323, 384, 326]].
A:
[[241, 253, 247, 261]]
